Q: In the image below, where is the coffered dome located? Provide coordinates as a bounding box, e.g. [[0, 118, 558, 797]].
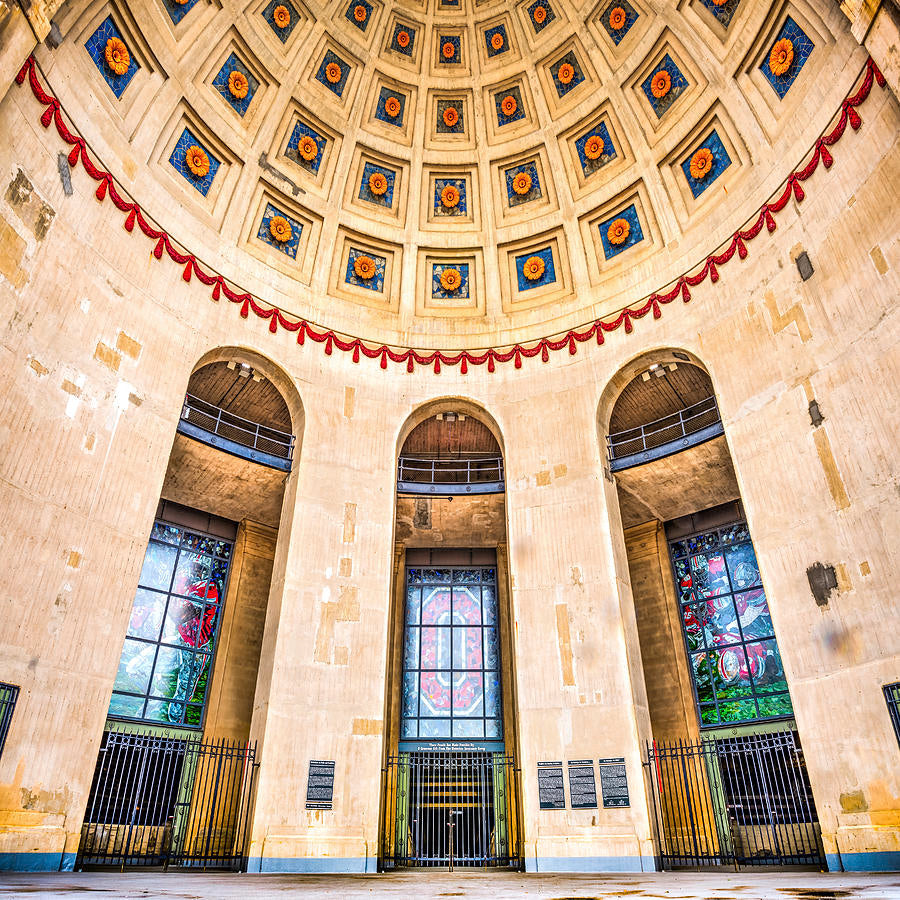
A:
[[45, 0, 865, 351]]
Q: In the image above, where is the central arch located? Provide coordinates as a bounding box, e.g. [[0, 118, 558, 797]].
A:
[[379, 398, 522, 870]]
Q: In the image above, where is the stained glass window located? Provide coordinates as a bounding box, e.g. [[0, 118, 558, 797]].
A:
[[668, 521, 793, 727], [108, 519, 233, 728], [402, 567, 502, 741]]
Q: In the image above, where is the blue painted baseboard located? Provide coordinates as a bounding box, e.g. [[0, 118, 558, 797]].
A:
[[247, 856, 378, 874], [525, 855, 656, 873], [826, 851, 900, 872], [0, 851, 68, 872]]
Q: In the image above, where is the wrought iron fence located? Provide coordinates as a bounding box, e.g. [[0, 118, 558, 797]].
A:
[[645, 730, 824, 869], [179, 394, 294, 468], [397, 456, 505, 494], [77, 729, 258, 871], [0, 682, 20, 761], [607, 396, 722, 470], [380, 751, 521, 869], [884, 682, 900, 749]]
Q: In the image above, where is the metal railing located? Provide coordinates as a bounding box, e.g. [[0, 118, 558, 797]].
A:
[[397, 456, 505, 495], [178, 394, 294, 472], [380, 751, 521, 869], [77, 729, 258, 871], [884, 682, 900, 749], [645, 730, 824, 869], [607, 395, 723, 471], [0, 682, 19, 762]]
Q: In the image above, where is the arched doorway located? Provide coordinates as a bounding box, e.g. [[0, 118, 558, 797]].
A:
[[380, 401, 522, 870], [599, 350, 824, 871], [76, 349, 303, 871]]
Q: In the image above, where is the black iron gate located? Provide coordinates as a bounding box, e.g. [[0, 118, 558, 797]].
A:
[[77, 729, 258, 870], [645, 730, 824, 869], [380, 751, 522, 869]]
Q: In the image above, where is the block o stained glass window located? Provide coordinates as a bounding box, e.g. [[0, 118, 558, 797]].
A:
[[108, 519, 234, 728], [402, 567, 502, 741], [668, 519, 794, 728]]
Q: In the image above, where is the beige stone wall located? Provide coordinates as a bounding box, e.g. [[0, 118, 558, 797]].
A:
[[203, 519, 278, 744], [0, 0, 897, 874], [623, 521, 698, 745]]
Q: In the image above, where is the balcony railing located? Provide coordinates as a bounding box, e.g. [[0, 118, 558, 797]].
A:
[[607, 395, 723, 472], [177, 393, 294, 472], [397, 455, 505, 495]]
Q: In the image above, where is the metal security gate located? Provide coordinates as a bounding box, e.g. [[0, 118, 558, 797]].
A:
[[77, 729, 258, 870], [646, 730, 824, 869], [380, 751, 522, 869]]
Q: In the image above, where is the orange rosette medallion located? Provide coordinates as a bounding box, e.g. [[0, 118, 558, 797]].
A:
[[769, 38, 794, 76], [353, 255, 376, 280], [228, 70, 249, 100], [269, 215, 292, 243], [104, 37, 130, 76], [440, 185, 460, 209], [522, 256, 546, 281], [607, 217, 630, 246], [185, 145, 210, 178], [689, 148, 714, 180], [511, 172, 532, 196], [439, 268, 462, 292], [651, 69, 671, 99]]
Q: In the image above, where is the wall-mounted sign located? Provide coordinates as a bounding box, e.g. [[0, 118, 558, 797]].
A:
[[537, 761, 565, 810], [598, 757, 629, 808], [305, 759, 335, 810], [567, 759, 598, 809]]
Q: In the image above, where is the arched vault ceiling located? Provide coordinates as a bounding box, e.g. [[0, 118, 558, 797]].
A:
[[45, 0, 866, 348]]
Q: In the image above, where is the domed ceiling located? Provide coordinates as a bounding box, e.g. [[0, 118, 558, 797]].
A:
[[39, 0, 867, 354]]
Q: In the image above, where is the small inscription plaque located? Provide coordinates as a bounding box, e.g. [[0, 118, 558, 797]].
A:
[[567, 759, 598, 809], [305, 759, 335, 810], [598, 757, 629, 808], [537, 761, 565, 810]]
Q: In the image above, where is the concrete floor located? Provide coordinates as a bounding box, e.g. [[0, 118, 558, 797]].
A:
[[0, 871, 899, 900]]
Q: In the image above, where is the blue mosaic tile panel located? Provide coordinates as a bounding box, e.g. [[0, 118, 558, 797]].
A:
[[432, 263, 470, 300], [433, 178, 467, 217], [760, 17, 814, 99], [641, 54, 689, 118], [262, 0, 300, 43], [438, 35, 461, 64], [212, 54, 259, 117], [504, 161, 542, 207], [257, 203, 302, 258], [285, 120, 326, 175], [390, 23, 416, 56], [527, 0, 555, 33], [161, 0, 200, 27], [358, 162, 396, 207], [436, 100, 465, 134], [345, 0, 372, 32], [575, 120, 617, 177], [315, 50, 350, 97], [494, 87, 525, 128], [169, 128, 220, 196], [375, 87, 406, 127], [698, 0, 741, 29], [85, 16, 139, 98], [551, 50, 585, 99], [600, 1, 638, 45], [599, 203, 644, 259], [484, 24, 508, 58], [440, 0, 460, 7], [515, 247, 556, 292], [681, 129, 732, 198], [346, 247, 386, 292]]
